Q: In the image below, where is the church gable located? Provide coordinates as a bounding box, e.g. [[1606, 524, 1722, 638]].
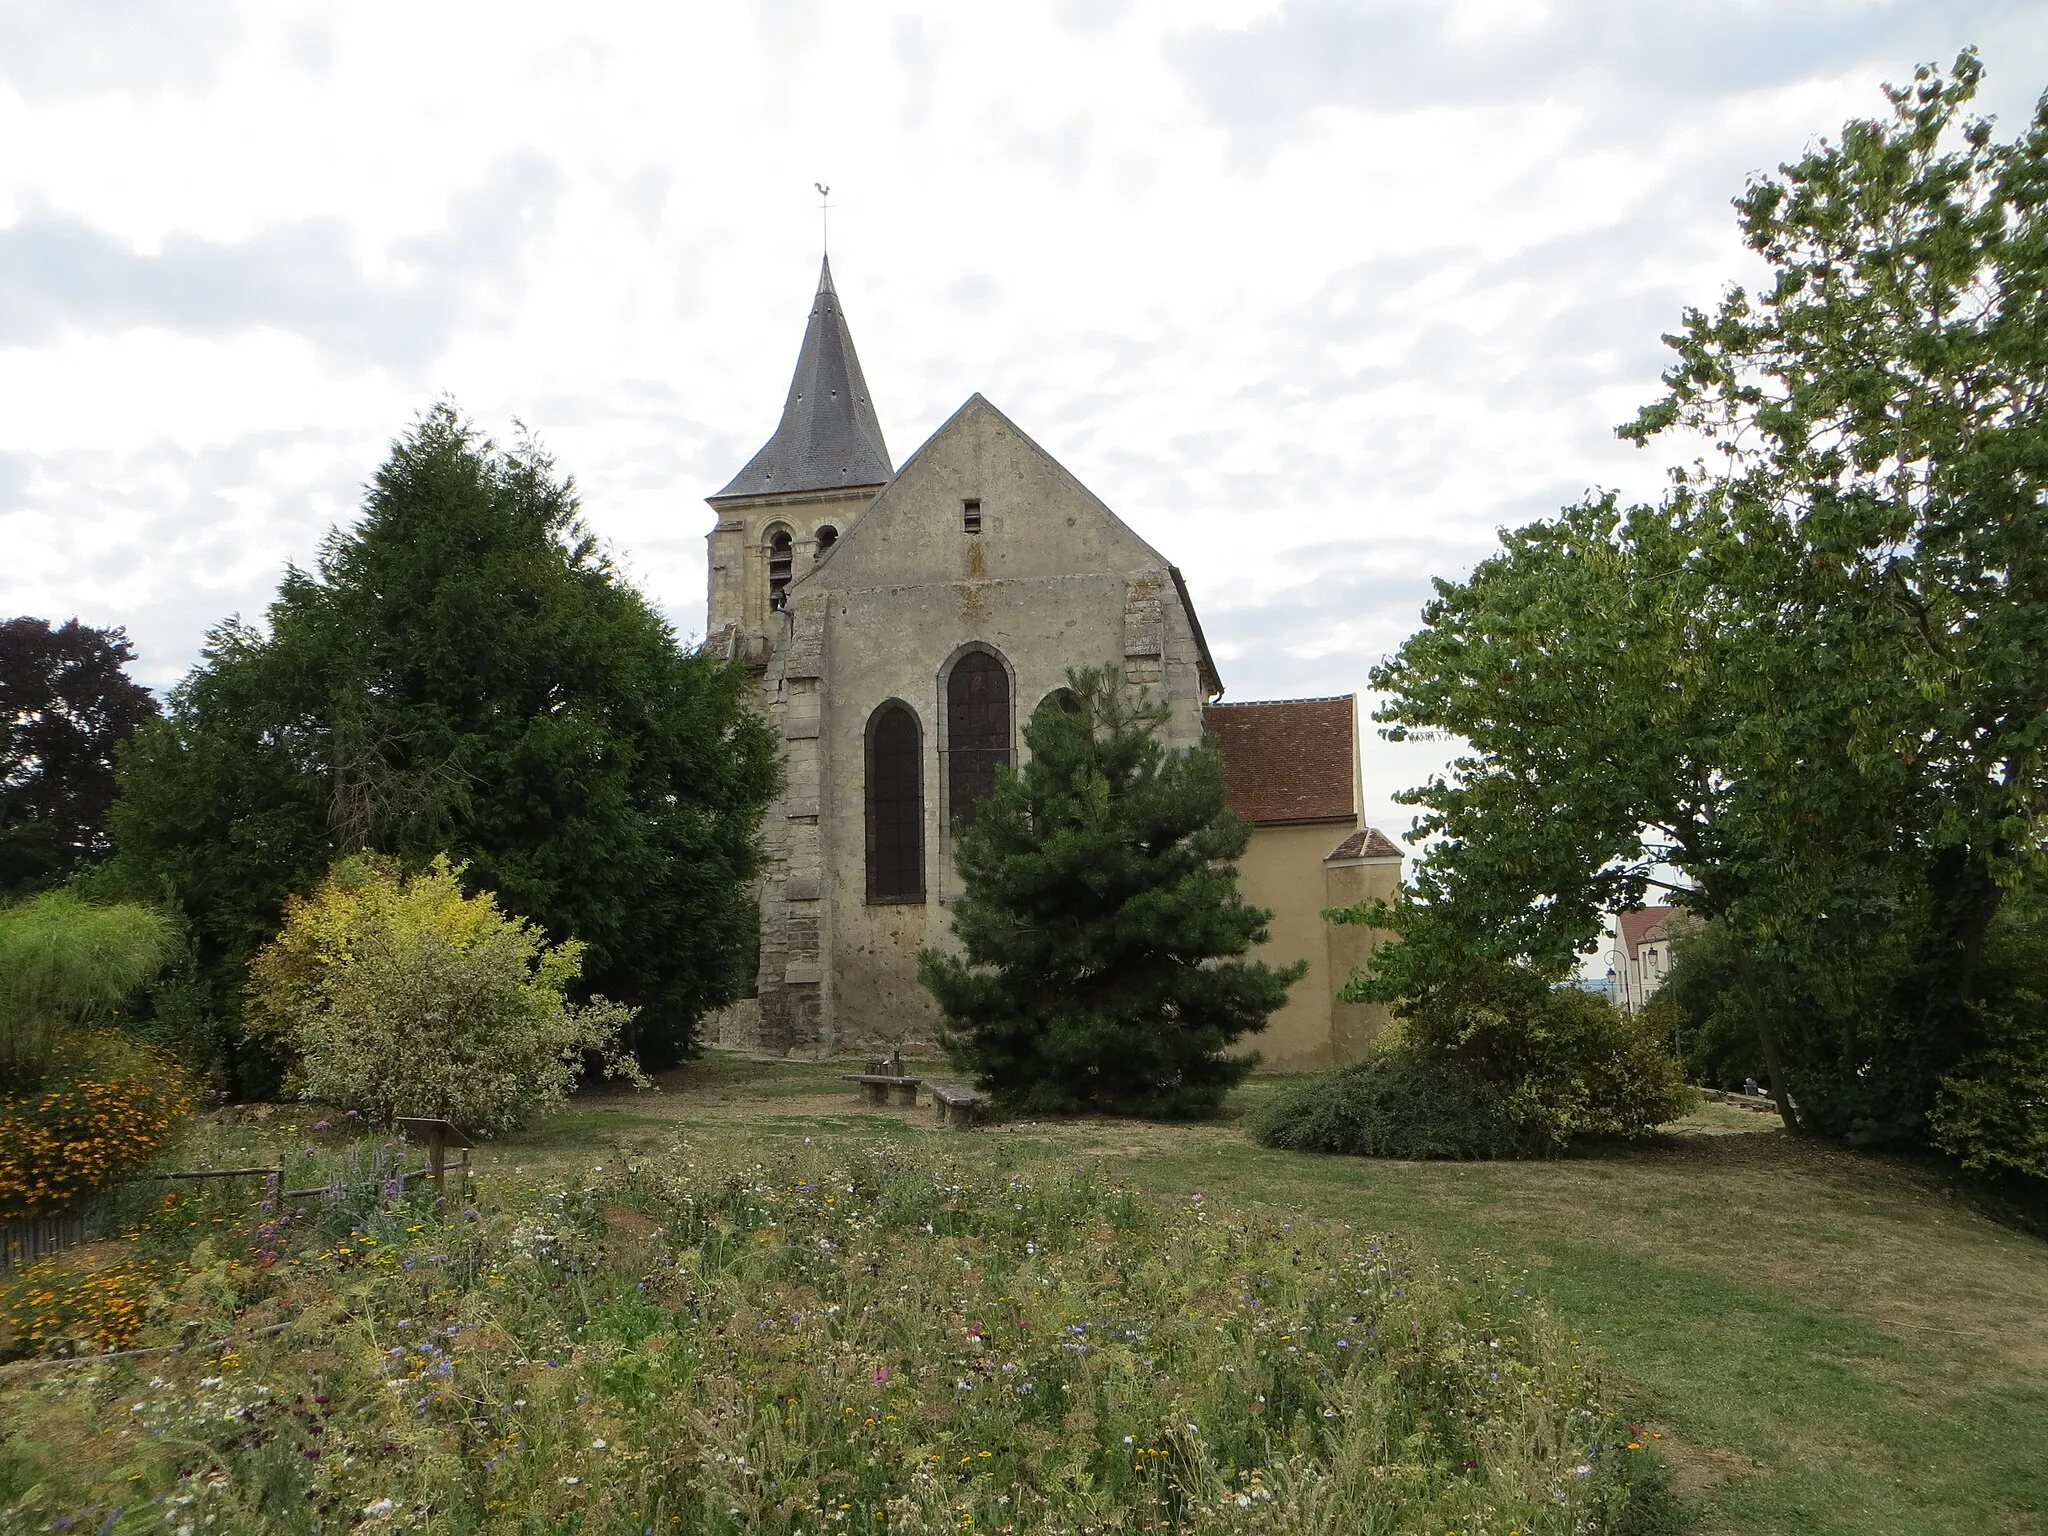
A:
[[791, 394, 1168, 595]]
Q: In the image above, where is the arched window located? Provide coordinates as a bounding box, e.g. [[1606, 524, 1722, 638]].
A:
[[1040, 686, 1082, 717], [767, 527, 794, 611], [946, 651, 1011, 829], [866, 702, 924, 901], [815, 523, 838, 554]]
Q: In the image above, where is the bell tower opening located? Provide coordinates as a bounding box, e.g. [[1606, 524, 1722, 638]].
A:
[[767, 528, 794, 611]]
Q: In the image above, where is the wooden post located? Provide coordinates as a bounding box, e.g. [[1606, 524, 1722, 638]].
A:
[[396, 1118, 474, 1206]]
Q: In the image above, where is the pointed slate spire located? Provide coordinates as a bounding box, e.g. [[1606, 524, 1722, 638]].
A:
[[712, 256, 893, 500]]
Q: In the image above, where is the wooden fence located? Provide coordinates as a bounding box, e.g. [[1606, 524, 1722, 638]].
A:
[[1, 1152, 454, 1271], [0, 1211, 95, 1271]]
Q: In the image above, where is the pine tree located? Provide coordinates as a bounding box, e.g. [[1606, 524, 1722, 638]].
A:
[[918, 667, 1300, 1117]]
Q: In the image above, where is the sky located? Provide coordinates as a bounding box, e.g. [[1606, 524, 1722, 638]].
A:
[[3, 0, 2045, 847]]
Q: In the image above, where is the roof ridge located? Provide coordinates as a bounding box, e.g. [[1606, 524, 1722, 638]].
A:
[[1208, 694, 1356, 708]]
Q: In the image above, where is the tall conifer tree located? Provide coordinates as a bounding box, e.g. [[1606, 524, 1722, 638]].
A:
[[110, 405, 778, 1081], [919, 667, 1299, 1117]]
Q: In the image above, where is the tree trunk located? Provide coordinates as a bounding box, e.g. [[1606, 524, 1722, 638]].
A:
[[1744, 974, 1801, 1134]]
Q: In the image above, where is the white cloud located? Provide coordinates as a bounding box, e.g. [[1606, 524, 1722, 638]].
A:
[[1, 0, 2041, 836]]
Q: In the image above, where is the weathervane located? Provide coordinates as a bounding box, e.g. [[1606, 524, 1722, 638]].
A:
[[814, 183, 832, 254]]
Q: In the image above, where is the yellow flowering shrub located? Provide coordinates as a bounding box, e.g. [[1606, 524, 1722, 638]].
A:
[[247, 853, 644, 1134], [0, 1032, 193, 1219], [0, 1251, 158, 1356]]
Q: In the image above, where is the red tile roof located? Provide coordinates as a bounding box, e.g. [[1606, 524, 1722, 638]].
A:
[[1325, 827, 1403, 861], [1204, 696, 1357, 826], [1617, 906, 1677, 960]]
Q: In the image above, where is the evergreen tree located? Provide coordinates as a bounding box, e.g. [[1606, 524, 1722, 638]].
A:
[[919, 667, 1300, 1117], [108, 404, 779, 1083]]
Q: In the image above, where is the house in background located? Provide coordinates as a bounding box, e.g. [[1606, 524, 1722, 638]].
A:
[[1609, 906, 1689, 1012], [1204, 696, 1403, 1069]]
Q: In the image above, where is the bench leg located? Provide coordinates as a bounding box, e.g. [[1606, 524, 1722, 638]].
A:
[[862, 1083, 887, 1107], [890, 1081, 918, 1106]]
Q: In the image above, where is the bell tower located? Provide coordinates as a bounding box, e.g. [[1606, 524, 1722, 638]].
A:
[[706, 257, 893, 638]]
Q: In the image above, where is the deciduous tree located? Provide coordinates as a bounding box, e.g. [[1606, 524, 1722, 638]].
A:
[[1355, 53, 2048, 1155], [0, 618, 158, 895]]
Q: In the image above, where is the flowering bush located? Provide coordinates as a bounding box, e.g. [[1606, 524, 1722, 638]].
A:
[[247, 854, 645, 1134], [0, 1251, 158, 1356], [0, 1031, 192, 1218]]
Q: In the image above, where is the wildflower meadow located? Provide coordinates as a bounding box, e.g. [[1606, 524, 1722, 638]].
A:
[[0, 1127, 1672, 1535]]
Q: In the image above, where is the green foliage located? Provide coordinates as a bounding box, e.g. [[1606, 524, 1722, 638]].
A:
[[0, 617, 159, 896], [919, 668, 1300, 1117], [246, 853, 645, 1135], [1929, 899, 2048, 1179], [1423, 982, 1696, 1149], [0, 1143, 1672, 1534], [0, 890, 174, 1082], [1251, 1046, 1536, 1160], [1356, 55, 2048, 1163], [1646, 921, 1772, 1090], [107, 404, 779, 1081], [1930, 995, 2048, 1180], [1260, 957, 1692, 1160]]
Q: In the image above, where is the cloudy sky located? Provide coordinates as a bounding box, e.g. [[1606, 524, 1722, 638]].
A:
[[3, 0, 2044, 837]]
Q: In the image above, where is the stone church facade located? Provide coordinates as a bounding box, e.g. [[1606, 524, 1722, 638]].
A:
[[705, 259, 1398, 1067]]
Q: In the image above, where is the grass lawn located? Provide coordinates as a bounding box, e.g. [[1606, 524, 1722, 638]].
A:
[[510, 1054, 2048, 1536]]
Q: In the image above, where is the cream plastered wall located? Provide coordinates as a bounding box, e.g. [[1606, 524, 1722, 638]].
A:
[[1236, 822, 1348, 1070], [1233, 826, 1401, 1070], [1321, 850, 1401, 1064]]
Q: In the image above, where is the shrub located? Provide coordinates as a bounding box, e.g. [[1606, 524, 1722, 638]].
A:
[[1650, 919, 1774, 1090], [1509, 986, 1698, 1146], [246, 854, 645, 1134], [1250, 1046, 1537, 1159], [1257, 988, 1693, 1161], [1930, 989, 2048, 1181], [0, 890, 174, 1082], [0, 1252, 157, 1357], [0, 1031, 193, 1218]]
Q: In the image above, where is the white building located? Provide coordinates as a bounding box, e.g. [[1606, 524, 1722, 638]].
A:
[[1609, 906, 1684, 1014]]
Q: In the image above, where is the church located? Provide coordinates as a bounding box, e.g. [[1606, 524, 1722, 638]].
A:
[[703, 259, 1402, 1071]]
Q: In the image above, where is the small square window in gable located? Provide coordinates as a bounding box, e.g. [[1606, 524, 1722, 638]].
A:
[[962, 498, 982, 535]]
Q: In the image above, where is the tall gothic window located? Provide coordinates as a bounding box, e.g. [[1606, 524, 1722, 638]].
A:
[[767, 527, 794, 611], [866, 702, 924, 901], [946, 651, 1011, 829]]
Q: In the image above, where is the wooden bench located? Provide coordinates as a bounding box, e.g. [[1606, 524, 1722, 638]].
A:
[[841, 1073, 922, 1107], [926, 1080, 987, 1129]]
